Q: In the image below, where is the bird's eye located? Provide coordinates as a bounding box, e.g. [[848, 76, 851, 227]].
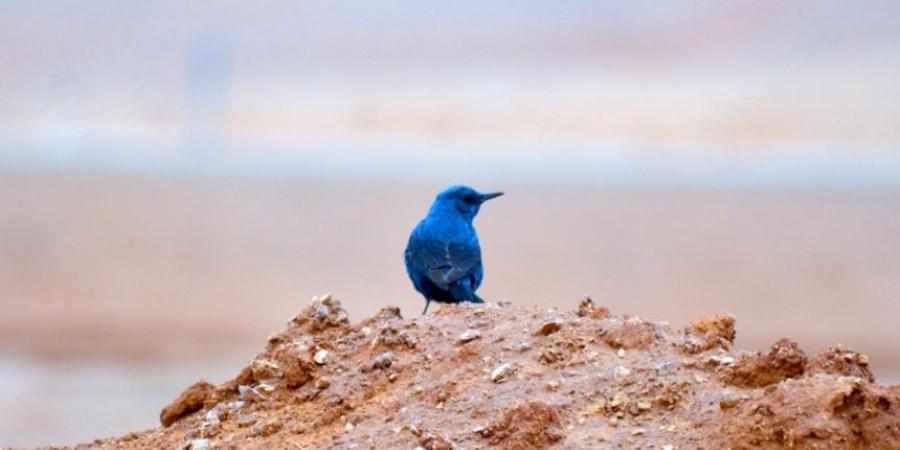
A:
[[463, 194, 476, 204]]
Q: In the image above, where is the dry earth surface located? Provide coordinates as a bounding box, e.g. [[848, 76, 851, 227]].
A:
[[35, 295, 900, 450]]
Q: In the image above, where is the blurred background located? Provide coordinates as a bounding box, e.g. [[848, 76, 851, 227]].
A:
[[2, 0, 899, 447]]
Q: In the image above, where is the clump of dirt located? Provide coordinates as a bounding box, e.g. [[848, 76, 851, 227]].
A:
[[576, 296, 610, 319], [483, 401, 563, 450], [63, 295, 900, 450], [722, 338, 808, 388], [159, 380, 215, 427], [808, 346, 875, 382], [681, 314, 736, 354], [598, 316, 659, 350]]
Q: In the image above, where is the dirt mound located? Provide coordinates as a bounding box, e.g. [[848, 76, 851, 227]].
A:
[[60, 295, 899, 450]]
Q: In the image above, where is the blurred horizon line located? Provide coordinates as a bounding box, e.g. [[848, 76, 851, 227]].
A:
[[2, 140, 899, 189]]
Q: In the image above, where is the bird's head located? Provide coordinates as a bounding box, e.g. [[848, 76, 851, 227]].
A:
[[431, 185, 503, 220]]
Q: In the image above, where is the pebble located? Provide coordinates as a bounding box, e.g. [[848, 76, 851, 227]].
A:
[[236, 414, 258, 428], [314, 349, 330, 365], [614, 366, 632, 377], [238, 385, 266, 400], [630, 428, 645, 436], [203, 408, 221, 426], [315, 377, 331, 390], [617, 348, 626, 357], [250, 359, 282, 380], [459, 329, 480, 342], [250, 420, 283, 437], [188, 439, 210, 450], [663, 445, 675, 450], [365, 352, 396, 372], [491, 363, 514, 383], [719, 391, 741, 410], [228, 400, 245, 410], [610, 392, 629, 409], [585, 401, 606, 414], [546, 381, 561, 392], [707, 354, 735, 366], [637, 400, 652, 411], [535, 319, 563, 336]]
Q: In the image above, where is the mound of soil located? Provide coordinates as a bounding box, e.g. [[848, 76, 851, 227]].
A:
[[62, 296, 899, 449]]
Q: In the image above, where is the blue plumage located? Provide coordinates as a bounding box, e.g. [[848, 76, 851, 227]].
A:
[[405, 185, 503, 314]]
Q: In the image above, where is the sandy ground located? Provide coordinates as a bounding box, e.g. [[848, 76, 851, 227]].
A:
[[1, 171, 899, 447]]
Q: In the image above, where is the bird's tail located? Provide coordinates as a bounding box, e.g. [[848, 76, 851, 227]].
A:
[[449, 280, 484, 304]]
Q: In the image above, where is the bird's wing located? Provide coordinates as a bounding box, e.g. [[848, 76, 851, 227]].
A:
[[408, 230, 481, 291]]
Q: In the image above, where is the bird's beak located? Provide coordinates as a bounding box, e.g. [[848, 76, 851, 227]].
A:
[[480, 192, 504, 202]]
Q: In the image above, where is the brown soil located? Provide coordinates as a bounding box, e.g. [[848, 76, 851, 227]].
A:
[[53, 296, 900, 449]]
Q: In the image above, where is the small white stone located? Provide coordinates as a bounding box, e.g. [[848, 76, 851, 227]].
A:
[[614, 366, 632, 377], [617, 348, 626, 357], [459, 329, 480, 342], [189, 439, 210, 450], [228, 400, 245, 410], [491, 363, 514, 383], [204, 408, 221, 426], [314, 349, 330, 365]]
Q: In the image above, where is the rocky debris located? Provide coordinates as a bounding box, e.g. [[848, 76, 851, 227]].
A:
[[722, 338, 807, 388], [160, 381, 215, 427], [575, 296, 610, 319], [371, 323, 418, 351], [71, 295, 898, 450], [292, 294, 349, 332], [484, 401, 563, 450], [681, 314, 736, 354], [718, 375, 900, 449], [416, 429, 455, 450], [537, 347, 565, 365], [808, 346, 875, 382]]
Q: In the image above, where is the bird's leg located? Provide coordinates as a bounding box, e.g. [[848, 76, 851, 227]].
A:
[[422, 299, 432, 315]]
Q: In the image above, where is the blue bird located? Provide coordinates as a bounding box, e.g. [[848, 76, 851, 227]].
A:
[[405, 185, 503, 314]]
